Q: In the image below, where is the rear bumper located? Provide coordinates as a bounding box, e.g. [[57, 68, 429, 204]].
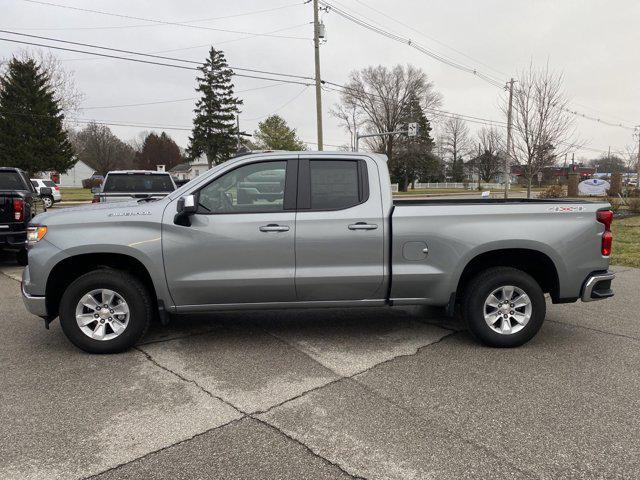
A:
[[0, 229, 26, 248], [22, 281, 48, 317], [581, 272, 615, 302]]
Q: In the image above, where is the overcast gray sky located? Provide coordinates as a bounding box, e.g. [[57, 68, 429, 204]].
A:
[[1, 0, 638, 160]]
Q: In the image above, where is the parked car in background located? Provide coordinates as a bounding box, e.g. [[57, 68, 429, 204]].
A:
[[92, 170, 176, 203], [31, 178, 61, 208], [0, 167, 48, 264], [21, 152, 615, 353]]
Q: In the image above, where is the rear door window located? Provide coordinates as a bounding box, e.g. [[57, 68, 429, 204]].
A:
[[309, 160, 361, 210]]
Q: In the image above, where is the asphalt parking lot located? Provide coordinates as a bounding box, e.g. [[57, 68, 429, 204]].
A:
[[1, 253, 639, 480]]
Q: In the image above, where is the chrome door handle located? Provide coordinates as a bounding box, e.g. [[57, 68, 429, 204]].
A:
[[348, 222, 378, 230], [259, 224, 290, 232]]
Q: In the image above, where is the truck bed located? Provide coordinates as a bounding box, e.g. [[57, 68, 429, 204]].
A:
[[393, 198, 592, 206], [389, 198, 609, 305]]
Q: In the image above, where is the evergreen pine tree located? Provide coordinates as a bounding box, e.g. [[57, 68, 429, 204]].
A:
[[0, 58, 74, 174], [187, 48, 242, 168], [392, 95, 436, 191]]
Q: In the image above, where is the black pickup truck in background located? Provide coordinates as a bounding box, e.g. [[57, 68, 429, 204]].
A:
[[0, 167, 49, 265]]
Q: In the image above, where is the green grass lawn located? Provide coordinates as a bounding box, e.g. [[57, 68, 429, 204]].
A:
[[611, 215, 640, 268], [60, 187, 93, 201]]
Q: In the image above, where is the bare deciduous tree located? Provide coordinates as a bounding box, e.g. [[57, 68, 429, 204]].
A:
[[334, 64, 441, 161], [12, 49, 84, 114], [472, 126, 505, 183], [440, 116, 471, 181], [70, 123, 135, 176], [506, 64, 579, 197]]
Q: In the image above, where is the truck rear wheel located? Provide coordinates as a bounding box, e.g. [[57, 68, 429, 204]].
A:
[[59, 269, 152, 353], [462, 267, 546, 347]]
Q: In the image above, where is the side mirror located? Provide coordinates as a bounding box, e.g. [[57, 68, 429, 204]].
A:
[[39, 187, 52, 197], [91, 187, 101, 194], [174, 194, 197, 226], [177, 195, 197, 215]]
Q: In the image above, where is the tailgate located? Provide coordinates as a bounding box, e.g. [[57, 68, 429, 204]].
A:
[[0, 194, 15, 225]]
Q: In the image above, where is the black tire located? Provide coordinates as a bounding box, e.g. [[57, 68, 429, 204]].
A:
[[59, 269, 152, 353], [16, 248, 28, 266], [462, 267, 546, 347]]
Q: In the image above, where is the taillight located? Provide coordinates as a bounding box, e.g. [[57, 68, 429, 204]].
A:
[[92, 196, 100, 203], [597, 210, 613, 256], [13, 198, 24, 221], [54, 186, 60, 191]]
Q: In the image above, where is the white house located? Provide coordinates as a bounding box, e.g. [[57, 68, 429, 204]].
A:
[[49, 160, 96, 187], [169, 161, 211, 181]]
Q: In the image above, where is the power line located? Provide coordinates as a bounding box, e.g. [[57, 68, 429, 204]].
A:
[[319, 0, 505, 88], [81, 83, 290, 110], [244, 85, 310, 121], [350, 0, 509, 79], [320, 2, 635, 132], [0, 37, 314, 86], [11, 2, 307, 31], [80, 83, 286, 110], [57, 23, 312, 62], [321, 83, 615, 155], [21, 0, 310, 40], [0, 30, 316, 81]]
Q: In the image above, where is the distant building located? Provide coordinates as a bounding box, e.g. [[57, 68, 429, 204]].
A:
[[44, 160, 97, 188], [169, 161, 210, 181], [510, 164, 596, 183]]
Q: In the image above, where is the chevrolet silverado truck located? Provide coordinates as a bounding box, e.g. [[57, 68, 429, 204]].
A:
[[92, 170, 176, 203], [21, 151, 615, 353], [1, 167, 48, 265]]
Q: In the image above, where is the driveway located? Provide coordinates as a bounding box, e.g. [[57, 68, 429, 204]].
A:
[[1, 254, 638, 479]]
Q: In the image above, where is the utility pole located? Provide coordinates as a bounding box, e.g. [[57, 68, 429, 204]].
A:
[[635, 127, 640, 187], [504, 78, 515, 199], [313, 0, 323, 150], [236, 115, 241, 151]]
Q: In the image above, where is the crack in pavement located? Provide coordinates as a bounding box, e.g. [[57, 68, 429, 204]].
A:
[[81, 416, 246, 480], [252, 417, 368, 480], [87, 346, 367, 480], [259, 329, 542, 478], [347, 377, 541, 480], [547, 319, 640, 342]]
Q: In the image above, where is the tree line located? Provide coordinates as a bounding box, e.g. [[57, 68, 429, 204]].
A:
[[0, 48, 306, 177], [2, 47, 636, 197]]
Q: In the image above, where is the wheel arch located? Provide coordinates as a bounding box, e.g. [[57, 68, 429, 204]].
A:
[[455, 248, 561, 303], [45, 252, 158, 319]]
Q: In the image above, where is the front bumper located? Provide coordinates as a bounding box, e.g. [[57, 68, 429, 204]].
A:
[[581, 272, 615, 302], [21, 280, 48, 317]]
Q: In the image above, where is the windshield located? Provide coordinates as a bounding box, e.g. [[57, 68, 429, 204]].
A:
[[103, 173, 175, 193], [0, 171, 25, 190]]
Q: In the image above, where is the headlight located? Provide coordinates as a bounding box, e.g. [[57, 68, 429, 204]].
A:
[[27, 226, 47, 244]]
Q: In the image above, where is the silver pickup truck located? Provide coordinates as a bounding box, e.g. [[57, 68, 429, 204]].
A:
[[21, 151, 615, 353]]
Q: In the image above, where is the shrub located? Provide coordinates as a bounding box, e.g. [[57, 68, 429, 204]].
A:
[[538, 185, 566, 198], [606, 197, 622, 213], [627, 197, 640, 214]]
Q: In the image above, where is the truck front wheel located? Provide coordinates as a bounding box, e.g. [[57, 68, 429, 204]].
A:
[[59, 269, 152, 353], [462, 267, 546, 347]]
